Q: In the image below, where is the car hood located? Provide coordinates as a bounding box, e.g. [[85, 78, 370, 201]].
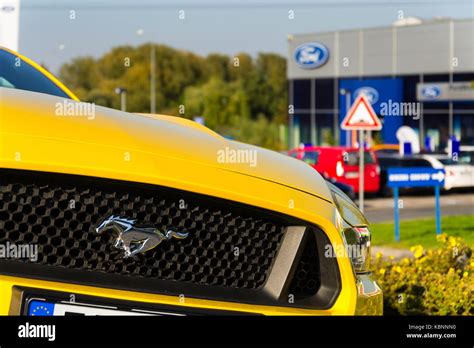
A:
[[0, 88, 332, 202]]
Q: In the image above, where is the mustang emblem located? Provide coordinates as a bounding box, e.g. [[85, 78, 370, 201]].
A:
[[95, 215, 189, 258]]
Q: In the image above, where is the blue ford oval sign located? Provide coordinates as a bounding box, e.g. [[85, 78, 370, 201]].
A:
[[294, 42, 329, 69], [354, 87, 379, 105], [1, 5, 15, 12], [421, 86, 441, 99]]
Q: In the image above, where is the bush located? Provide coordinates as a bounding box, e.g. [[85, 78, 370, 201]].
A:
[[371, 234, 473, 315]]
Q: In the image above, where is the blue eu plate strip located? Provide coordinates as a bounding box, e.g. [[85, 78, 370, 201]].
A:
[[28, 300, 55, 316]]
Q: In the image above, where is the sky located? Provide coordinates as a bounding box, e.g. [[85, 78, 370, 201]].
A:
[[18, 0, 474, 73]]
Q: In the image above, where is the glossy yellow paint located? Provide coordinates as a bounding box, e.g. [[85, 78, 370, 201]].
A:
[[0, 59, 368, 314], [0, 274, 354, 316]]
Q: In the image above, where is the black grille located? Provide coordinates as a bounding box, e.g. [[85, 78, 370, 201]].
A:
[[288, 233, 321, 300], [0, 170, 287, 290]]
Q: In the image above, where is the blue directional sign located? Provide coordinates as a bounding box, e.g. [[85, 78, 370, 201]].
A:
[[387, 167, 444, 241], [387, 167, 445, 188]]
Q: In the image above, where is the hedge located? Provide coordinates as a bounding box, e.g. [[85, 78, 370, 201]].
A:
[[371, 234, 473, 315]]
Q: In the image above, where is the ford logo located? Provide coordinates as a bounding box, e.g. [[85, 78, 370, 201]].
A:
[[354, 87, 379, 105], [421, 86, 441, 99], [294, 42, 329, 69], [1, 5, 15, 12]]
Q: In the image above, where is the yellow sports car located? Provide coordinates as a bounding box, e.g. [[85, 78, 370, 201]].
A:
[[0, 47, 382, 316]]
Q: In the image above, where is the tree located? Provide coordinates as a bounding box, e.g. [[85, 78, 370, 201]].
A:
[[205, 54, 231, 81], [58, 44, 288, 150], [59, 56, 99, 100]]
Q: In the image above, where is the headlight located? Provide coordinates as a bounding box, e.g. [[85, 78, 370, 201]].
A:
[[327, 181, 371, 273], [342, 226, 371, 273]]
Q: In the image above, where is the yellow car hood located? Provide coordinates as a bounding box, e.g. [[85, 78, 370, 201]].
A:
[[0, 88, 332, 202]]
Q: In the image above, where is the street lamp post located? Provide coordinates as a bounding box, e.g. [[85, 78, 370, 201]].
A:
[[150, 45, 156, 114], [340, 88, 352, 146], [137, 28, 156, 114], [115, 87, 127, 112]]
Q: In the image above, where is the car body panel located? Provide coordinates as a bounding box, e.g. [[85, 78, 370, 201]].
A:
[[354, 273, 384, 315], [0, 88, 333, 203], [1, 274, 361, 316], [442, 164, 474, 189]]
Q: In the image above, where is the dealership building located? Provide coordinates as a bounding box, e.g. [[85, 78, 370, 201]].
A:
[[287, 18, 474, 150]]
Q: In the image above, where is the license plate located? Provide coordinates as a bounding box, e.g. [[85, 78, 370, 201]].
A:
[[26, 299, 184, 316]]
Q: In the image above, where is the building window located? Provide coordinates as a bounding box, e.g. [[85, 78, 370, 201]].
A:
[[293, 80, 311, 110]]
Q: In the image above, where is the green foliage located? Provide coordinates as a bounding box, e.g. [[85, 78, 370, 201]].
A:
[[59, 44, 288, 150], [227, 115, 283, 151], [59, 56, 100, 98], [372, 234, 473, 315], [206, 53, 232, 80], [371, 215, 474, 249]]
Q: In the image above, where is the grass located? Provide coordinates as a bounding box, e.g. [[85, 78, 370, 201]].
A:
[[371, 215, 474, 249]]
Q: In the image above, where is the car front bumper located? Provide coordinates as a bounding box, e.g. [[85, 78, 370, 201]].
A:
[[0, 274, 382, 316]]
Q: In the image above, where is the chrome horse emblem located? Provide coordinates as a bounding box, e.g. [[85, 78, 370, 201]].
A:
[[95, 215, 189, 258]]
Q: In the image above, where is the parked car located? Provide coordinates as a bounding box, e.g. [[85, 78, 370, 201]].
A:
[[376, 153, 474, 195], [422, 154, 474, 190], [289, 146, 380, 194], [286, 150, 356, 200], [459, 146, 474, 165], [376, 154, 434, 196], [372, 144, 399, 156], [375, 154, 402, 197], [0, 47, 382, 316]]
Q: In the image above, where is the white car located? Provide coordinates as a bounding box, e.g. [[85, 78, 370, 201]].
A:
[[421, 154, 474, 190], [459, 146, 474, 166]]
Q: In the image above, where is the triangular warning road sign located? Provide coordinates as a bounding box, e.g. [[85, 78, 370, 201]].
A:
[[341, 95, 382, 130]]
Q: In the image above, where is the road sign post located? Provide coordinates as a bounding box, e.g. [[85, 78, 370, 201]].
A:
[[358, 130, 364, 212], [388, 167, 445, 241], [435, 185, 441, 234], [393, 187, 400, 242], [341, 95, 382, 213]]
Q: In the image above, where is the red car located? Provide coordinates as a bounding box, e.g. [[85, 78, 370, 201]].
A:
[[289, 146, 380, 193]]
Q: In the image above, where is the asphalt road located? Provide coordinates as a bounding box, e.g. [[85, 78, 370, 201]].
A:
[[363, 193, 474, 223]]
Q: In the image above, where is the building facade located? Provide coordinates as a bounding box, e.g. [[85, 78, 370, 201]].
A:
[[287, 18, 474, 150]]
